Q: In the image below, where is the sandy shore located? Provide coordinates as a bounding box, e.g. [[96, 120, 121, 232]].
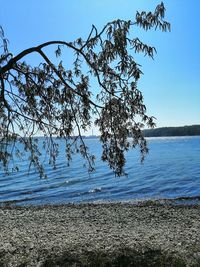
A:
[[0, 202, 200, 266]]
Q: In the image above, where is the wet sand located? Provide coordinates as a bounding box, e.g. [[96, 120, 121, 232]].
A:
[[0, 202, 200, 266]]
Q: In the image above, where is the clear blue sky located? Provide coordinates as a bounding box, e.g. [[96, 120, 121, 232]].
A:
[[0, 0, 199, 128]]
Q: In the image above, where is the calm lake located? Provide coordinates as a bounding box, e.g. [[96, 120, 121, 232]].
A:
[[0, 136, 200, 206]]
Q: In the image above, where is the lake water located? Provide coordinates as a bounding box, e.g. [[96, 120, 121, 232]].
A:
[[0, 136, 200, 206]]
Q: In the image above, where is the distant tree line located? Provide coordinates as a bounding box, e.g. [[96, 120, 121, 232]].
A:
[[143, 125, 200, 137]]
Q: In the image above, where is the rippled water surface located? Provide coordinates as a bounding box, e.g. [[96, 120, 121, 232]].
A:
[[0, 136, 200, 205]]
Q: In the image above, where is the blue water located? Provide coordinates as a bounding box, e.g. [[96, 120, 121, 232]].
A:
[[0, 136, 200, 205]]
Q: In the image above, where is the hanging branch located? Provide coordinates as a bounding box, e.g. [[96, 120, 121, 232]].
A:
[[0, 2, 170, 177]]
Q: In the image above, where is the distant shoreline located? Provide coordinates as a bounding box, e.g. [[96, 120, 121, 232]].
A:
[[81, 125, 200, 139], [143, 125, 200, 137]]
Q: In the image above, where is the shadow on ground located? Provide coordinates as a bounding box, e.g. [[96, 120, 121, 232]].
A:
[[41, 249, 189, 267]]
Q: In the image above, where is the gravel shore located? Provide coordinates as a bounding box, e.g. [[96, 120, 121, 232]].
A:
[[0, 202, 200, 266]]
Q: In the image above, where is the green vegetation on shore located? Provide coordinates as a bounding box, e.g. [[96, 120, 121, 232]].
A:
[[143, 125, 200, 137]]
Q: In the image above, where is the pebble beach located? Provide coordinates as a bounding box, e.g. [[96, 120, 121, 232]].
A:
[[0, 202, 200, 266]]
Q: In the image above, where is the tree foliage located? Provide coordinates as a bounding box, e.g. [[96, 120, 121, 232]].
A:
[[0, 2, 170, 177]]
